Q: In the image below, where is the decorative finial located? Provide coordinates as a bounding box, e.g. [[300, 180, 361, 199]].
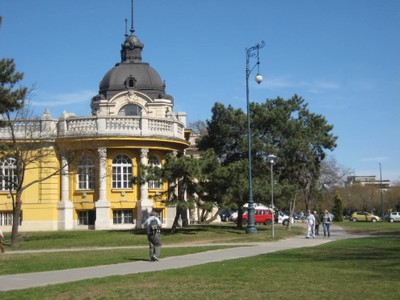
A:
[[130, 0, 134, 34], [125, 18, 128, 37]]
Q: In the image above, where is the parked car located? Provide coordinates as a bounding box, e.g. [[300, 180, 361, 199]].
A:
[[292, 213, 301, 220], [351, 211, 381, 222], [228, 211, 238, 222], [242, 208, 273, 225], [388, 212, 400, 223], [219, 210, 234, 222], [275, 211, 291, 225]]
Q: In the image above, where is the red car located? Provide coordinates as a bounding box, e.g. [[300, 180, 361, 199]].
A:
[[242, 209, 273, 225]]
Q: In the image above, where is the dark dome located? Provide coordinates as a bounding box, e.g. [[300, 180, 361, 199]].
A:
[[93, 29, 171, 100], [99, 62, 165, 94]]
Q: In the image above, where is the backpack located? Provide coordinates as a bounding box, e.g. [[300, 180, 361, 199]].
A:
[[149, 217, 159, 235]]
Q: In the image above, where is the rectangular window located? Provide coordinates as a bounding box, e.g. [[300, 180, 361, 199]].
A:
[[112, 166, 132, 189], [0, 211, 13, 226], [78, 170, 95, 190], [113, 210, 133, 224], [149, 180, 162, 189], [78, 211, 89, 225]]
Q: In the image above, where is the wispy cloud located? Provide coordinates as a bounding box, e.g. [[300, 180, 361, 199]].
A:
[[360, 156, 390, 163], [260, 75, 340, 94], [31, 90, 96, 107]]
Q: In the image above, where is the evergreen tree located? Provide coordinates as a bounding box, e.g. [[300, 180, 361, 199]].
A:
[[332, 192, 344, 222]]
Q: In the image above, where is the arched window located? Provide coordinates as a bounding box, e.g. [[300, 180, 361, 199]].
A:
[[148, 155, 162, 189], [125, 77, 136, 89], [77, 155, 95, 190], [112, 154, 132, 189], [0, 157, 17, 191], [118, 104, 142, 116]]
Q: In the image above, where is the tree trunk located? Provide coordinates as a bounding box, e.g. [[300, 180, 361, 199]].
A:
[[287, 195, 297, 231], [171, 206, 184, 233], [11, 191, 22, 247]]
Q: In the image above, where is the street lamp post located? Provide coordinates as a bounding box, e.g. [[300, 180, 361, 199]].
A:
[[379, 162, 384, 220], [268, 154, 277, 238], [245, 41, 265, 234]]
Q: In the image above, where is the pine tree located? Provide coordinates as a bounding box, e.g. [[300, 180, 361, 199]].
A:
[[332, 192, 344, 222]]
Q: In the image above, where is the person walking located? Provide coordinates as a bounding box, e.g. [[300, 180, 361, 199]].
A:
[[305, 210, 315, 239], [0, 227, 5, 253], [313, 210, 320, 236], [143, 211, 162, 262], [323, 210, 331, 238]]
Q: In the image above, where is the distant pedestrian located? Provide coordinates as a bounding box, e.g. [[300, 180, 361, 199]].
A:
[[143, 211, 162, 261], [323, 210, 331, 238], [0, 228, 5, 253], [313, 210, 320, 236], [305, 210, 315, 238]]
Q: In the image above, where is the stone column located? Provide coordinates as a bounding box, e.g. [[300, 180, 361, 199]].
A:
[[95, 147, 111, 229], [57, 155, 73, 230], [136, 148, 153, 227]]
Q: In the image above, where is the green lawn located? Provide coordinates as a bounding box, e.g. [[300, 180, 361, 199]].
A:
[[2, 223, 304, 251], [1, 222, 399, 299]]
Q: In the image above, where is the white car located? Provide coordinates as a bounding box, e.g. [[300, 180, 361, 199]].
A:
[[388, 212, 400, 222], [276, 211, 292, 225]]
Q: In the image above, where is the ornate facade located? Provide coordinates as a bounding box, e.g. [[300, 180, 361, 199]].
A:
[[0, 15, 189, 231]]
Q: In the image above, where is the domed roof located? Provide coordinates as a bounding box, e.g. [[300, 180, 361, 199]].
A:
[[95, 31, 167, 100], [99, 62, 165, 94]]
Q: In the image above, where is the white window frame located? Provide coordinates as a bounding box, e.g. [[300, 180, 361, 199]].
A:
[[0, 211, 13, 226], [112, 154, 132, 189], [113, 210, 133, 224], [77, 155, 95, 190], [148, 155, 162, 189], [0, 157, 17, 191]]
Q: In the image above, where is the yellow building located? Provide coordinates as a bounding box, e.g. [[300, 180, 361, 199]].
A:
[[0, 18, 189, 231]]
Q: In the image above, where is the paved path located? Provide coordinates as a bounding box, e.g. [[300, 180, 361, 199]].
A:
[[0, 225, 360, 291]]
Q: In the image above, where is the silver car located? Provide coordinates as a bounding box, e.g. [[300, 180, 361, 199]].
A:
[[388, 212, 400, 223]]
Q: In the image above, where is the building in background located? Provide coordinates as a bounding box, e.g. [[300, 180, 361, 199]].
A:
[[345, 176, 391, 189]]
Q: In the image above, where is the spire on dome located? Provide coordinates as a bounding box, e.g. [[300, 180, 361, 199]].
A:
[[130, 0, 135, 34], [121, 0, 143, 63]]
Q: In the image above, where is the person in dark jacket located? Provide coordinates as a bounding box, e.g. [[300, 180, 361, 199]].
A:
[[313, 210, 320, 236], [143, 211, 162, 261]]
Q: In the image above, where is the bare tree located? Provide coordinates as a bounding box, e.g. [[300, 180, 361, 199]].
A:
[[1, 105, 71, 246], [319, 155, 354, 192]]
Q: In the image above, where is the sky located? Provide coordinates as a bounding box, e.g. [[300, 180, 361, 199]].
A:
[[1, 0, 399, 183]]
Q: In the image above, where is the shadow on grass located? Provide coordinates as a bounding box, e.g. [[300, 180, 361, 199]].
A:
[[126, 257, 149, 262]]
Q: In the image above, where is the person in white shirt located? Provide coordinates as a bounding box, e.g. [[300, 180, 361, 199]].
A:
[[305, 210, 315, 239], [143, 211, 162, 261]]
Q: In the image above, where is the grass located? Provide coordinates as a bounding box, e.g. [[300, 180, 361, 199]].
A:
[[0, 223, 304, 275], [1, 222, 400, 299], [2, 223, 305, 251]]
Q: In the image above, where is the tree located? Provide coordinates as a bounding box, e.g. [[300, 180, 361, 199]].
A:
[[198, 95, 337, 227], [1, 18, 73, 246], [332, 191, 344, 222], [160, 153, 200, 232], [252, 95, 337, 212], [0, 19, 29, 246], [187, 120, 208, 136]]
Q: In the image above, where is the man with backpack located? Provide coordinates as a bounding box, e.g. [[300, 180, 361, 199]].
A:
[[143, 210, 162, 261]]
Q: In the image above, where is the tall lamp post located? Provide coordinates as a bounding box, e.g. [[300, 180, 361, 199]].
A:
[[245, 41, 265, 234], [268, 154, 277, 238], [379, 162, 384, 220]]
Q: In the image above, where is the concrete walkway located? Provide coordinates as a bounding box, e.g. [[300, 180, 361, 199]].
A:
[[0, 225, 360, 291]]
